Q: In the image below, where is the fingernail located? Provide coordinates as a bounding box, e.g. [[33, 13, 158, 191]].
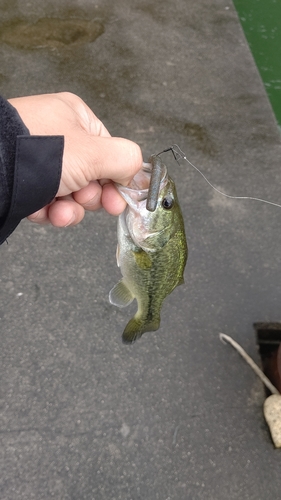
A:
[[28, 209, 43, 221], [83, 194, 100, 208], [64, 214, 76, 227]]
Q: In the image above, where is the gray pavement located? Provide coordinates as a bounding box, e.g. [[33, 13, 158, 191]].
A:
[[1, 1, 281, 498]]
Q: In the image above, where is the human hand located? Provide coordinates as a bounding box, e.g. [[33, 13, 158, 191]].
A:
[[8, 92, 142, 226]]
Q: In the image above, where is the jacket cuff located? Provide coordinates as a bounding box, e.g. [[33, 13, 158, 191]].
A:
[[0, 96, 30, 221], [0, 135, 64, 244]]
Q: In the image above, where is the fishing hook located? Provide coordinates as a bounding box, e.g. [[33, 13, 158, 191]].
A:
[[146, 146, 181, 212]]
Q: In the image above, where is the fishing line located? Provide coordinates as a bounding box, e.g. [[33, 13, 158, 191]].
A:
[[158, 144, 281, 210]]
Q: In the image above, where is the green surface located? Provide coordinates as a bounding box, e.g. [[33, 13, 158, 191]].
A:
[[233, 0, 281, 125]]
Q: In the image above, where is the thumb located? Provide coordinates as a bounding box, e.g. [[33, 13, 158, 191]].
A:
[[84, 136, 143, 185]]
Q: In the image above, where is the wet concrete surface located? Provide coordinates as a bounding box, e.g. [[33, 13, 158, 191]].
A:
[[1, 0, 281, 499]]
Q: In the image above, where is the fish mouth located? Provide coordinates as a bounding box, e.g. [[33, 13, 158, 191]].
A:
[[116, 162, 167, 209]]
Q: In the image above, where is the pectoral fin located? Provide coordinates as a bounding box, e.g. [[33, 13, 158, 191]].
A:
[[109, 280, 134, 308], [116, 244, 120, 267]]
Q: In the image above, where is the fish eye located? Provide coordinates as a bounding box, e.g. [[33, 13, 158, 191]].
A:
[[162, 196, 174, 210]]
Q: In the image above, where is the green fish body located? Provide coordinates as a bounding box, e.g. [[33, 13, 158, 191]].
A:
[[109, 162, 187, 343]]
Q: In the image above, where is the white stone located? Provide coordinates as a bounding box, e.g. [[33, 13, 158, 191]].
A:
[[263, 394, 281, 448]]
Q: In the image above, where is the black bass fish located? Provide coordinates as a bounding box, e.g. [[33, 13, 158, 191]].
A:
[[109, 159, 187, 343]]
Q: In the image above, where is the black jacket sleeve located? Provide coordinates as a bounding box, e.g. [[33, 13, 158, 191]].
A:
[[0, 96, 64, 244]]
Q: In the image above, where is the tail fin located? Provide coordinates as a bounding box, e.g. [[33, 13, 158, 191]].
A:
[[122, 316, 160, 344]]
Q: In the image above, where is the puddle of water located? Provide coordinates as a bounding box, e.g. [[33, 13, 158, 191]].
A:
[[233, 0, 281, 126], [0, 18, 104, 50], [183, 122, 218, 157]]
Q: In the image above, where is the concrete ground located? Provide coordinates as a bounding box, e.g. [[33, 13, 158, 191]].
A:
[[1, 1, 281, 498]]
